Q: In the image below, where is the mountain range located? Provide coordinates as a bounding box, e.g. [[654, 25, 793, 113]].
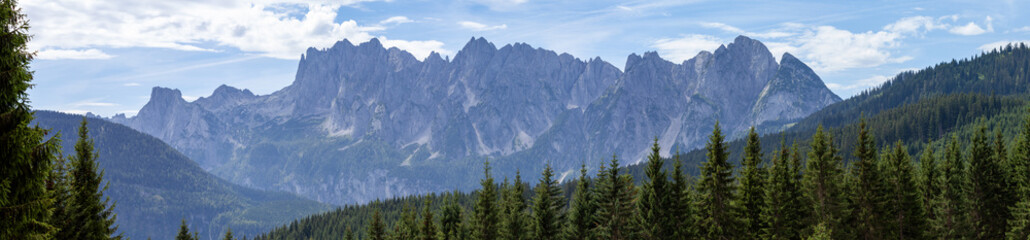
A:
[[109, 35, 840, 205]]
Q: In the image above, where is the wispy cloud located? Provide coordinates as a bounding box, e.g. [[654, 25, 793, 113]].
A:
[[826, 75, 893, 91], [380, 16, 413, 25], [36, 49, 114, 60], [458, 21, 508, 31]]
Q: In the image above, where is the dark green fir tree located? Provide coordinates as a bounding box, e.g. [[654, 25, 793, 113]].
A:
[[696, 122, 741, 240]]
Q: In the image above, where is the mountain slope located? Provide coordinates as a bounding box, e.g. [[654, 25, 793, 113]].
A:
[[33, 111, 331, 240], [110, 36, 840, 205]]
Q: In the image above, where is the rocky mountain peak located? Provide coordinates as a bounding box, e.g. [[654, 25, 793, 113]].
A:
[[453, 37, 498, 66], [149, 87, 185, 104]]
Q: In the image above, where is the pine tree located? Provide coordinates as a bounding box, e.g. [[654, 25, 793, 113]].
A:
[[222, 228, 235, 240], [669, 151, 697, 239], [807, 223, 833, 240], [969, 125, 1010, 239], [50, 153, 73, 240], [344, 227, 354, 240], [697, 122, 741, 240], [499, 172, 528, 240], [739, 127, 766, 239], [592, 156, 638, 240], [563, 164, 595, 240], [0, 0, 60, 237], [802, 126, 845, 239], [420, 199, 438, 240], [848, 117, 887, 240], [531, 164, 564, 240], [934, 135, 971, 239], [472, 160, 499, 240], [917, 144, 940, 239], [1009, 109, 1030, 240], [176, 219, 194, 240], [882, 142, 925, 239], [368, 209, 387, 240], [67, 118, 121, 239], [762, 141, 804, 240], [397, 204, 420, 240], [440, 192, 464, 240], [635, 139, 673, 239]]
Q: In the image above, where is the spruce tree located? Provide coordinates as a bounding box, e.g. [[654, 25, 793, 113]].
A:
[[697, 122, 741, 239], [531, 164, 564, 240], [67, 118, 121, 239], [636, 139, 673, 239], [222, 228, 234, 240], [935, 135, 971, 239], [739, 127, 766, 239], [762, 141, 804, 240], [848, 118, 887, 240], [397, 204, 420, 239], [420, 199, 438, 240], [882, 142, 925, 239], [50, 153, 73, 239], [563, 164, 595, 240], [440, 192, 464, 240], [499, 172, 528, 240], [0, 0, 60, 237], [368, 209, 387, 240], [176, 219, 194, 240], [669, 151, 697, 239], [592, 156, 638, 240], [917, 144, 940, 239], [472, 160, 499, 240], [802, 126, 845, 239], [1009, 109, 1030, 240], [969, 125, 1010, 239], [345, 227, 354, 240]]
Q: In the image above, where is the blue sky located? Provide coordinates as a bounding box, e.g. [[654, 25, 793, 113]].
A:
[[24, 0, 1030, 117]]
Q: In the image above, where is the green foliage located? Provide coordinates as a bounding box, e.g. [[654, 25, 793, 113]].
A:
[[367, 209, 387, 240], [882, 142, 925, 239], [419, 200, 438, 240], [592, 156, 638, 239], [739, 127, 767, 239], [848, 117, 888, 240], [562, 165, 594, 240], [969, 125, 1013, 239], [917, 143, 940, 239], [472, 161, 499, 240], [65, 118, 122, 240], [499, 173, 528, 240], [530, 164, 563, 240], [0, 1, 59, 238], [395, 204, 420, 239], [697, 122, 741, 239], [223, 228, 235, 240], [635, 139, 674, 239], [669, 152, 697, 239], [762, 141, 804, 240], [802, 126, 847, 239], [933, 135, 972, 239], [176, 219, 196, 240]]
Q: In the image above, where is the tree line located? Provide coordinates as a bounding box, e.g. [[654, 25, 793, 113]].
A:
[[260, 116, 1030, 240]]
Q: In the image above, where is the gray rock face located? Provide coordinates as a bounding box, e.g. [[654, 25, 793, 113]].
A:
[[110, 35, 840, 205]]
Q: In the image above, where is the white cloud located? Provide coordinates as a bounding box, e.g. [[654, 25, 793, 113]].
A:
[[458, 21, 508, 31], [1011, 26, 1030, 32], [378, 37, 453, 60], [123, 82, 141, 87], [651, 34, 723, 62], [884, 16, 948, 35], [979, 40, 1030, 52], [380, 16, 413, 25], [826, 75, 893, 91], [949, 16, 993, 36], [22, 0, 448, 60], [36, 49, 114, 60], [699, 22, 744, 34], [182, 95, 200, 101]]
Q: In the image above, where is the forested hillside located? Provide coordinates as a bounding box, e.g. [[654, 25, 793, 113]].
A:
[[33, 111, 332, 240]]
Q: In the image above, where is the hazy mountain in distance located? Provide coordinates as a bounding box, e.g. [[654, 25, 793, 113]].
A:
[[109, 35, 840, 205]]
